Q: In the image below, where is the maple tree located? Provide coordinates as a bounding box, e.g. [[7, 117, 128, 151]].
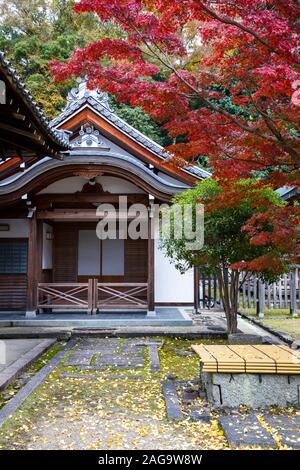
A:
[[161, 179, 299, 333], [50, 0, 300, 327], [50, 0, 300, 187]]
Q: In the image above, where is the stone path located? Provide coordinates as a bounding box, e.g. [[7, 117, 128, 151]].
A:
[[65, 338, 161, 371], [219, 412, 300, 449], [0, 336, 299, 450], [219, 414, 277, 448]]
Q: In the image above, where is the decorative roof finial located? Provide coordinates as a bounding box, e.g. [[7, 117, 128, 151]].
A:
[[65, 77, 112, 111]]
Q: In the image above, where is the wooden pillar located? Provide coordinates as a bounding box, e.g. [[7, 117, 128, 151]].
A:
[[290, 269, 298, 317], [87, 278, 95, 316], [37, 220, 43, 284], [147, 206, 155, 316], [193, 267, 200, 314], [258, 280, 265, 319], [26, 213, 39, 317]]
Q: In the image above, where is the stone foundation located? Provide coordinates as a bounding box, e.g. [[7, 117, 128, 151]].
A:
[[201, 369, 300, 408]]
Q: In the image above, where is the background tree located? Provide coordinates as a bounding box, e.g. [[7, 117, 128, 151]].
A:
[[51, 0, 300, 188], [0, 0, 164, 143], [161, 179, 299, 333]]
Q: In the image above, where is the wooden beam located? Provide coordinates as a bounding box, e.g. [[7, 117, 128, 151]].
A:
[[0, 122, 44, 142], [0, 106, 26, 121], [34, 193, 148, 209], [37, 209, 149, 220]]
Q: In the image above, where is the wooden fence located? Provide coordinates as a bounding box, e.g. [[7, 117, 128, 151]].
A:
[[197, 267, 299, 316], [239, 267, 299, 316]]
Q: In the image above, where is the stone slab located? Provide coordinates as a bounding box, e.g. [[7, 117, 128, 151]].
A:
[[0, 338, 78, 429], [291, 340, 300, 350], [277, 429, 300, 448], [77, 338, 121, 351], [77, 364, 144, 370], [60, 372, 145, 380], [148, 345, 160, 371], [263, 414, 300, 449], [219, 414, 277, 448], [189, 411, 211, 423], [65, 350, 95, 366], [162, 381, 183, 421], [263, 414, 300, 430], [95, 354, 145, 367]]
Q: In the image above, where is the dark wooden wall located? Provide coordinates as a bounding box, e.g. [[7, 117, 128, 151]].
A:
[[0, 274, 27, 310], [125, 238, 148, 282], [53, 223, 78, 282]]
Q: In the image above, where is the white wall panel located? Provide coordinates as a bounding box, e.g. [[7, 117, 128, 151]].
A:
[[102, 239, 125, 275], [78, 230, 100, 275], [154, 223, 194, 303], [38, 175, 144, 194]]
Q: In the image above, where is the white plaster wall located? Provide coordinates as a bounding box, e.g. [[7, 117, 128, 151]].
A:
[[100, 176, 145, 194], [78, 230, 100, 275], [38, 176, 145, 194], [154, 233, 194, 303], [102, 239, 125, 275], [42, 223, 53, 270], [0, 219, 29, 238], [38, 176, 84, 194]]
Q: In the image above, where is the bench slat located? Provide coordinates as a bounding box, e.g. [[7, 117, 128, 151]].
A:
[[192, 344, 300, 374]]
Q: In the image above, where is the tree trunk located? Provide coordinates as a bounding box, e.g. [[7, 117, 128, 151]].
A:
[[217, 266, 239, 334]]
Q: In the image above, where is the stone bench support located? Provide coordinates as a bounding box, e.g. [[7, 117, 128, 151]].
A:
[[201, 370, 300, 408]]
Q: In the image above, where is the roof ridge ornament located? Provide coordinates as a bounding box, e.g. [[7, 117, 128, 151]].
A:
[[66, 77, 112, 111], [72, 124, 111, 150]]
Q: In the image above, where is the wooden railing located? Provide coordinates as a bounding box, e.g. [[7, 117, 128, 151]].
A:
[[95, 282, 148, 310], [37, 281, 93, 313], [37, 280, 148, 313]]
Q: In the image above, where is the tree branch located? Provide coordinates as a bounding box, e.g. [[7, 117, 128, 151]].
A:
[[198, 1, 283, 56]]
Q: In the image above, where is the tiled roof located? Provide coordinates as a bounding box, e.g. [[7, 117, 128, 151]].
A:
[[277, 186, 298, 200], [0, 52, 69, 150], [51, 79, 210, 180]]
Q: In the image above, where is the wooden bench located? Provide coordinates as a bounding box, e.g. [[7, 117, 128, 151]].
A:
[[192, 344, 300, 407]]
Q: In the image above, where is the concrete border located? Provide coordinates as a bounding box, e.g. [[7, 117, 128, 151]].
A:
[[71, 329, 227, 339], [0, 339, 56, 391], [0, 338, 77, 429], [0, 327, 227, 340], [238, 312, 294, 345], [0, 328, 72, 340]]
